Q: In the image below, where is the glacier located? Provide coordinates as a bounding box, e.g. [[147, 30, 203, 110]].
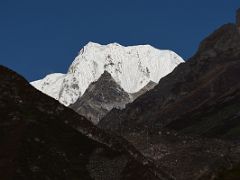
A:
[[31, 42, 184, 106]]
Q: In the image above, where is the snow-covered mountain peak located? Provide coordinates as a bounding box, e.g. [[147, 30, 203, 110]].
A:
[[32, 42, 184, 106]]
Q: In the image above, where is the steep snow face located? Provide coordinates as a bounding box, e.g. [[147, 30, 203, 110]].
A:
[[31, 73, 65, 100], [32, 42, 184, 106]]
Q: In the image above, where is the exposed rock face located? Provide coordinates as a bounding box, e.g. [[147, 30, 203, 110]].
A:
[[99, 24, 240, 179], [70, 71, 131, 124], [69, 72, 157, 125], [0, 65, 172, 180]]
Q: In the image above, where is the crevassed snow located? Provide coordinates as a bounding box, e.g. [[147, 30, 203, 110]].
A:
[[31, 42, 184, 106]]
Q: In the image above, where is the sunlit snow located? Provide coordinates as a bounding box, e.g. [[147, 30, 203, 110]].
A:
[[31, 42, 184, 106]]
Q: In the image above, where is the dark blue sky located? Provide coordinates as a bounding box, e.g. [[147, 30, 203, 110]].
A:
[[0, 0, 239, 81]]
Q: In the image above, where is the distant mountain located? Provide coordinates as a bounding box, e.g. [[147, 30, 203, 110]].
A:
[[99, 23, 240, 179], [31, 42, 184, 106], [0, 65, 172, 180], [70, 71, 131, 124]]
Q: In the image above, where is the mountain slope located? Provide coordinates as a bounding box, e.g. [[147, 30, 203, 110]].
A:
[[31, 73, 65, 100], [100, 24, 240, 138], [99, 23, 240, 179], [130, 81, 157, 101], [70, 71, 131, 124], [0, 65, 171, 180], [31, 42, 184, 106]]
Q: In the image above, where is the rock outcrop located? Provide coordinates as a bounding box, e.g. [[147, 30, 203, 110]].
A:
[[70, 71, 131, 124]]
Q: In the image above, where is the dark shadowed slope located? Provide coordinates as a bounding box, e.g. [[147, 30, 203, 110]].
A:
[[100, 23, 240, 139], [0, 65, 172, 180], [99, 23, 240, 179], [70, 71, 131, 124]]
